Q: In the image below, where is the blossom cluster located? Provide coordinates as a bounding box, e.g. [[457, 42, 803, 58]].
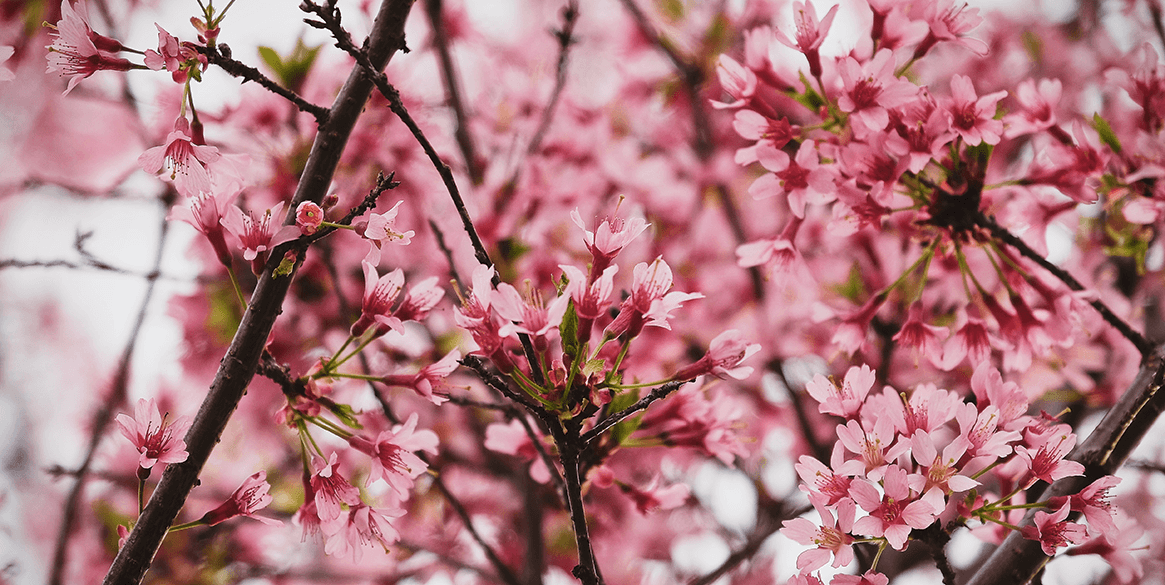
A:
[[781, 363, 1136, 582]]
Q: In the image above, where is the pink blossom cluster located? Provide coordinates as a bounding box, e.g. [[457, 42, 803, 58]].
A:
[[781, 363, 1133, 582]]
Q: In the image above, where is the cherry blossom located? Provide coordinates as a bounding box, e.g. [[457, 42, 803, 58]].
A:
[[673, 329, 760, 381], [351, 261, 405, 337], [849, 465, 939, 550], [116, 398, 192, 472], [774, 1, 839, 79], [138, 117, 222, 196], [0, 46, 14, 82], [198, 470, 281, 526], [347, 413, 439, 497], [295, 201, 324, 235], [380, 349, 461, 405], [1020, 501, 1087, 556], [220, 201, 300, 274], [44, 0, 132, 94], [167, 188, 238, 267], [780, 496, 856, 573]]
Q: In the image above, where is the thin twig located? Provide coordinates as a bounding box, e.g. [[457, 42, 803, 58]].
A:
[[428, 218, 463, 288], [424, 0, 482, 185], [201, 45, 330, 126], [580, 379, 689, 445], [524, 1, 579, 159], [50, 192, 174, 585], [977, 213, 1153, 356]]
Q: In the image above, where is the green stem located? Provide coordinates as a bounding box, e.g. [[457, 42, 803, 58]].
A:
[[167, 519, 205, 532]]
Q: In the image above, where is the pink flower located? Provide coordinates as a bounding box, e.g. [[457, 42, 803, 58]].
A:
[[794, 447, 853, 506], [940, 316, 1007, 371], [167, 189, 238, 267], [781, 496, 856, 573], [1047, 475, 1120, 537], [673, 329, 761, 381], [908, 431, 978, 496], [143, 24, 206, 83], [805, 364, 876, 420], [351, 261, 405, 337], [395, 276, 445, 323], [850, 465, 939, 550], [831, 572, 889, 585], [1015, 428, 1085, 486], [607, 258, 703, 339], [837, 50, 919, 135], [347, 413, 439, 497], [309, 453, 362, 526], [944, 75, 1007, 146], [44, 0, 132, 94], [892, 305, 948, 368], [913, 0, 989, 59], [492, 282, 570, 340], [710, 54, 756, 109], [221, 201, 300, 274], [199, 470, 281, 526], [773, 1, 839, 79], [296, 201, 324, 235], [116, 398, 192, 471], [355, 201, 414, 265], [1020, 501, 1086, 556], [570, 207, 649, 277], [635, 384, 750, 466], [484, 419, 552, 483], [750, 141, 836, 218], [1005, 78, 1063, 138], [561, 264, 618, 343], [138, 117, 222, 196], [380, 349, 461, 405], [1066, 511, 1145, 582], [324, 504, 405, 561]]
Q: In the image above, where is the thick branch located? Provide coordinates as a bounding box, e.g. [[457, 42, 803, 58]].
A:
[[101, 2, 415, 584], [965, 343, 1165, 585]]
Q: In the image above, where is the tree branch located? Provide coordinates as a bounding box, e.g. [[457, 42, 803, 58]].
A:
[[581, 379, 689, 445], [100, 2, 415, 583], [424, 0, 482, 185], [977, 213, 1152, 356], [965, 343, 1165, 585], [201, 45, 330, 126]]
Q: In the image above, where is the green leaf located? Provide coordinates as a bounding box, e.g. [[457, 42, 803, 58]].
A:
[[326, 402, 364, 430], [258, 39, 322, 91], [561, 301, 580, 360], [1092, 113, 1123, 154]]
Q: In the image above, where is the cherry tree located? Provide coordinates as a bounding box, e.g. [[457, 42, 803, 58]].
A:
[[1, 0, 1164, 584]]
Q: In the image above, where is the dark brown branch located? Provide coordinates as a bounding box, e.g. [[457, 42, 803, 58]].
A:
[[978, 213, 1153, 356], [424, 0, 482, 185], [966, 343, 1165, 585], [580, 379, 689, 445], [304, 0, 547, 384], [101, 2, 415, 584], [428, 218, 463, 288], [201, 45, 330, 126], [49, 194, 174, 585], [551, 423, 604, 585]]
